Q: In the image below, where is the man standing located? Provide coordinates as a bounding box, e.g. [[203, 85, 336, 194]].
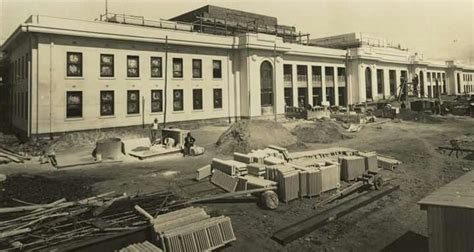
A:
[[151, 118, 159, 142], [183, 132, 196, 157]]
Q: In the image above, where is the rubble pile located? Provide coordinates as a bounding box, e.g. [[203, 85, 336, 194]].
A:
[[292, 120, 351, 143]]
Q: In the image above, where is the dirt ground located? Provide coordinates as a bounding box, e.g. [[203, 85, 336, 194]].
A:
[[0, 115, 473, 252]]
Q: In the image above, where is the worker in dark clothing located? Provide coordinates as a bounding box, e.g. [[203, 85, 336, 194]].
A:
[[448, 139, 461, 158], [183, 132, 196, 157]]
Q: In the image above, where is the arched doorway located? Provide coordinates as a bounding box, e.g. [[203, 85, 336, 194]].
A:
[[260, 61, 274, 107], [419, 71, 424, 96], [457, 73, 461, 94], [365, 67, 372, 100]]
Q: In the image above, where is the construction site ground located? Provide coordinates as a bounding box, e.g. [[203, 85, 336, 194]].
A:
[[0, 115, 473, 251]]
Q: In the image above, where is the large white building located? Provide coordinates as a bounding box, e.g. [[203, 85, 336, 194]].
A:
[[0, 5, 473, 138]]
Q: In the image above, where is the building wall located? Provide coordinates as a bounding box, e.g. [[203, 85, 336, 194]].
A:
[[426, 205, 474, 252], [33, 34, 236, 134]]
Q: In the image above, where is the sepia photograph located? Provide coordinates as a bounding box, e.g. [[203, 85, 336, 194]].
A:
[[0, 0, 473, 251]]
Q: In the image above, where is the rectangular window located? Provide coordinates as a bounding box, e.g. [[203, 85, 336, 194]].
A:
[[213, 88, 222, 109], [193, 89, 203, 110], [21, 56, 24, 79], [312, 66, 322, 83], [100, 54, 114, 77], [297, 65, 307, 82], [389, 70, 396, 95], [66, 91, 83, 118], [173, 58, 183, 78], [25, 53, 29, 79], [192, 59, 202, 78], [150, 57, 162, 78], [127, 56, 139, 78], [377, 69, 384, 94], [127, 90, 140, 114], [24, 92, 28, 119], [298, 87, 307, 107], [67, 52, 83, 77], [213, 60, 222, 78], [100, 91, 114, 116], [284, 64, 292, 83], [173, 89, 184, 111], [284, 88, 293, 107], [151, 90, 163, 113]]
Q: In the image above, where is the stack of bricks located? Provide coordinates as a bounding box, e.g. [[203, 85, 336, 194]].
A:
[[291, 164, 322, 197], [246, 163, 266, 178], [233, 152, 252, 164], [154, 207, 236, 252], [317, 161, 340, 192], [211, 158, 248, 176], [358, 152, 378, 172], [239, 175, 278, 190], [339, 156, 365, 182], [266, 164, 300, 202]]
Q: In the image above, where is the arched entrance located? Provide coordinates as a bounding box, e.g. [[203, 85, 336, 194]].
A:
[[419, 71, 424, 96], [260, 61, 274, 107], [457, 73, 461, 94], [365, 67, 372, 100]]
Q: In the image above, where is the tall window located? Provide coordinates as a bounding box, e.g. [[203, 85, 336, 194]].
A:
[[213, 60, 222, 78], [100, 91, 114, 116], [284, 64, 292, 83], [66, 91, 82, 118], [151, 57, 162, 78], [151, 90, 163, 113], [377, 69, 384, 95], [284, 88, 293, 107], [260, 61, 273, 107], [67, 52, 82, 77], [213, 88, 222, 109], [297, 65, 307, 82], [21, 56, 24, 79], [173, 89, 184, 111], [127, 90, 140, 114], [193, 89, 203, 110], [127, 56, 139, 77], [100, 54, 114, 77], [173, 58, 183, 78], [389, 70, 397, 96], [365, 67, 372, 100], [192, 59, 202, 78]]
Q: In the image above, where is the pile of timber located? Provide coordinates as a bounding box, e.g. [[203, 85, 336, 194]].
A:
[[0, 147, 30, 164], [0, 191, 180, 251]]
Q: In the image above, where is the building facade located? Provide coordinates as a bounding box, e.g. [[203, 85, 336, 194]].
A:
[[0, 6, 473, 138]]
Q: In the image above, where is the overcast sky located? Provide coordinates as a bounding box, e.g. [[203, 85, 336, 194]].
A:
[[1, 0, 473, 64]]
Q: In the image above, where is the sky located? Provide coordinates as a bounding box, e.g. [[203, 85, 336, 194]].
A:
[[0, 0, 473, 64]]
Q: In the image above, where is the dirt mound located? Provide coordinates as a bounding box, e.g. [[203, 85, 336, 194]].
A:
[[292, 120, 351, 143], [398, 110, 444, 124], [0, 174, 101, 206], [216, 120, 298, 155]]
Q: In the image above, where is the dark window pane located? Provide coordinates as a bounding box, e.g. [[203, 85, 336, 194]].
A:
[[192, 59, 202, 78], [100, 91, 114, 116], [151, 90, 163, 112], [67, 52, 82, 77], [213, 88, 222, 109], [193, 89, 203, 110], [173, 89, 184, 111], [66, 91, 82, 118], [127, 90, 140, 114], [151, 57, 162, 78], [100, 54, 114, 77], [173, 58, 183, 78], [213, 60, 222, 78], [127, 56, 139, 78]]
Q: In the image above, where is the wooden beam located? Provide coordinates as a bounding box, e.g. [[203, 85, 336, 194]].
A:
[[272, 184, 400, 245]]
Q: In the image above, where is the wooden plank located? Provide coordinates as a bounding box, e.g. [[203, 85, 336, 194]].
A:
[[272, 184, 400, 245]]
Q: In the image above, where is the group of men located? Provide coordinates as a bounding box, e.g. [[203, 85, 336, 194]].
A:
[[150, 118, 196, 157]]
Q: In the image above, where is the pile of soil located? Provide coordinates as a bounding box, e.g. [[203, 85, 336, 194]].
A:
[[215, 120, 298, 155], [292, 119, 351, 143], [0, 174, 101, 206], [398, 110, 445, 124]]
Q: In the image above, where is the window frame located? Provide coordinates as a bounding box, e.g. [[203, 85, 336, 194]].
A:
[[192, 59, 202, 79], [151, 89, 163, 113], [127, 90, 140, 114], [126, 55, 140, 78], [173, 89, 184, 111], [100, 91, 115, 116], [213, 60, 222, 79], [66, 91, 83, 118], [66, 52, 83, 77], [172, 58, 183, 78], [193, 89, 203, 110], [100, 54, 115, 78], [213, 88, 223, 109], [150, 57, 163, 78]]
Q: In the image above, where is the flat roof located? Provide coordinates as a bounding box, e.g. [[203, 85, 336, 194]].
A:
[[418, 170, 474, 210]]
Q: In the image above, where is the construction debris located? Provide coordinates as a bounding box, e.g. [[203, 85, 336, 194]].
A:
[[119, 241, 163, 252]]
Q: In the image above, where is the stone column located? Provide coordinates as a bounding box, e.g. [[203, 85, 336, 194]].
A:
[[292, 64, 298, 107], [307, 65, 313, 106], [334, 66, 339, 106], [321, 65, 327, 102]]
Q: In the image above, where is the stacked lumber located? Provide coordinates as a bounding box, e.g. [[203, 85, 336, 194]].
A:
[[289, 147, 358, 161], [339, 156, 365, 181], [291, 165, 322, 197], [119, 241, 163, 252], [264, 156, 285, 165], [240, 175, 278, 190], [210, 170, 239, 192], [154, 207, 236, 252], [233, 152, 252, 164], [247, 163, 266, 177], [211, 159, 247, 176], [358, 152, 378, 172], [248, 148, 285, 163], [318, 161, 340, 192], [268, 145, 290, 161], [0, 147, 30, 164], [377, 155, 402, 170], [0, 191, 180, 251]]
